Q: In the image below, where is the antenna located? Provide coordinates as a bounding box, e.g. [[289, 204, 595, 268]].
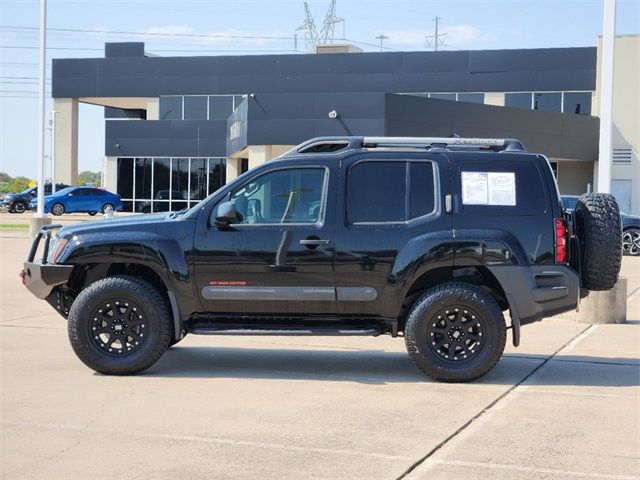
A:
[[425, 16, 447, 51], [296, 2, 319, 53], [319, 0, 344, 45], [375, 34, 388, 52]]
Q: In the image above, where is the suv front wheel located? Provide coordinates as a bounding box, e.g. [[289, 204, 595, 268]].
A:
[[404, 283, 506, 382]]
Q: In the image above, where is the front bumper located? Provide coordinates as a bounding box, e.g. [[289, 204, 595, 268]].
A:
[[21, 224, 73, 299]]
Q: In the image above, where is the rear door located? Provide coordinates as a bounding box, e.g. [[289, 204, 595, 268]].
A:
[[334, 152, 454, 318]]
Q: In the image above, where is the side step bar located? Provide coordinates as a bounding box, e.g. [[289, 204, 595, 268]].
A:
[[189, 327, 384, 337]]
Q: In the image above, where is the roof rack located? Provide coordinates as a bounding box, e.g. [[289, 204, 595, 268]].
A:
[[286, 136, 526, 156]]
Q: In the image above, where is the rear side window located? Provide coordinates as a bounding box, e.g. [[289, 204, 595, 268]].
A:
[[348, 160, 437, 224], [460, 161, 547, 215]]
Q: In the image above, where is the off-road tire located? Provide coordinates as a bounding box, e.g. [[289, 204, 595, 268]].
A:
[[12, 201, 27, 213], [404, 283, 506, 382], [51, 202, 65, 216], [574, 193, 622, 290], [168, 331, 187, 348], [68, 275, 172, 374]]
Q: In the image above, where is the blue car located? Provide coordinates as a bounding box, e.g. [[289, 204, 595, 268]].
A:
[[30, 186, 123, 216]]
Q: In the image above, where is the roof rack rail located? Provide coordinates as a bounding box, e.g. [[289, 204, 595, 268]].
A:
[[283, 136, 526, 157], [362, 136, 526, 152]]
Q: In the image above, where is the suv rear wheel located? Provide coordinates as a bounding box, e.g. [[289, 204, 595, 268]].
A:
[[404, 283, 506, 382], [574, 193, 622, 290], [68, 275, 172, 374]]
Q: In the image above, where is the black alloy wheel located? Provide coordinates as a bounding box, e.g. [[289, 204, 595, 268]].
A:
[[426, 306, 485, 363], [89, 300, 149, 355]]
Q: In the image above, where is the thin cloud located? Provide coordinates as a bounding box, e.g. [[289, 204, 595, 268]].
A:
[[382, 24, 494, 50]]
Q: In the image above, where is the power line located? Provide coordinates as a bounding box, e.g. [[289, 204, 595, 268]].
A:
[[0, 25, 293, 41]]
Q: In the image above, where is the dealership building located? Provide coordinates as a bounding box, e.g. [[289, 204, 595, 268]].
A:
[[50, 35, 639, 214]]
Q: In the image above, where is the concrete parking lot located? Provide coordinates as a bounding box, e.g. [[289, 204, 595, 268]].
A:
[[1, 228, 638, 480]]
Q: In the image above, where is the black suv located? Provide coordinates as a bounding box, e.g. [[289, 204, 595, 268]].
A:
[[1, 183, 70, 213], [21, 137, 622, 381]]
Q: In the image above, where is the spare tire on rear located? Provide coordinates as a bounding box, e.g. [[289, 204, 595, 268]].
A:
[[574, 193, 622, 290]]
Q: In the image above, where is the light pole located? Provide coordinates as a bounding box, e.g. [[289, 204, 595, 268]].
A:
[[597, 0, 616, 194], [49, 110, 57, 193], [35, 0, 47, 219]]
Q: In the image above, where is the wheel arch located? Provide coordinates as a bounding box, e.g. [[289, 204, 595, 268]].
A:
[[398, 265, 508, 333], [66, 262, 183, 341]]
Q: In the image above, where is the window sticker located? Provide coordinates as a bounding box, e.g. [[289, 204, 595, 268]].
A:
[[461, 172, 488, 205], [488, 172, 516, 206], [462, 171, 516, 206]]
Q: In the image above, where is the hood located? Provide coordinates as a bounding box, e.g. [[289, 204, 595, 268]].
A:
[[56, 212, 175, 238]]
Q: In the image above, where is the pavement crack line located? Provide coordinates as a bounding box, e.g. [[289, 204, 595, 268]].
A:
[[396, 324, 597, 480]]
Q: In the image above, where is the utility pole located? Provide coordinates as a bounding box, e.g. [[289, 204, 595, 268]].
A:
[[597, 0, 616, 194], [375, 34, 388, 52], [425, 16, 447, 51]]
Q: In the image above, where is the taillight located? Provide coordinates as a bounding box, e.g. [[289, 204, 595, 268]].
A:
[[555, 218, 568, 264]]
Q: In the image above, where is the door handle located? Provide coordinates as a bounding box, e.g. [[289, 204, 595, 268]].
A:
[[300, 239, 331, 247]]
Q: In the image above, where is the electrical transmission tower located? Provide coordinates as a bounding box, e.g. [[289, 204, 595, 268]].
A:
[[318, 0, 345, 45], [296, 2, 319, 53], [425, 16, 447, 51], [295, 0, 345, 53]]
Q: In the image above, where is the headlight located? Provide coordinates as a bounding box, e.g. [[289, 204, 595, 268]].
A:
[[49, 237, 69, 263]]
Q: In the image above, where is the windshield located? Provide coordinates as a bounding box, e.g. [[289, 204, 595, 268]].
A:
[[19, 187, 35, 194]]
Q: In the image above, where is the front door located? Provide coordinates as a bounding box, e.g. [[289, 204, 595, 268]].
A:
[[194, 161, 337, 316]]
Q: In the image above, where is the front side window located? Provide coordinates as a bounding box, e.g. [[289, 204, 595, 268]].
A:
[[230, 168, 326, 225]]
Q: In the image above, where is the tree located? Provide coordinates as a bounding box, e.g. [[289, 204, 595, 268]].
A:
[[7, 176, 31, 193], [78, 170, 101, 186], [0, 172, 11, 183]]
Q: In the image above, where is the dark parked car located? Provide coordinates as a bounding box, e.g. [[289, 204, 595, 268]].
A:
[[137, 190, 188, 213], [22, 137, 621, 381], [1, 183, 69, 213], [29, 186, 123, 216], [562, 195, 640, 256]]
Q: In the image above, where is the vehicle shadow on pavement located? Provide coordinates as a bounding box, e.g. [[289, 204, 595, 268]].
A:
[[146, 347, 640, 386]]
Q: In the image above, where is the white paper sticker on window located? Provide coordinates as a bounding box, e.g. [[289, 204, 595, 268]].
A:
[[461, 171, 488, 205], [488, 172, 516, 206], [462, 171, 517, 206]]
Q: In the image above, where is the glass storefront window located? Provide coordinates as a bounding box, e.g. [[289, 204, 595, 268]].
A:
[[190, 158, 208, 201], [159, 96, 182, 120], [117, 158, 133, 199], [183, 96, 208, 120], [563, 92, 592, 115], [458, 93, 485, 104], [208, 96, 234, 120], [172, 158, 190, 203], [534, 92, 562, 112], [117, 157, 227, 212], [505, 93, 532, 109]]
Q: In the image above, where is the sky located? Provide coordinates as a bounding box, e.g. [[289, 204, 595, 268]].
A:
[[0, 0, 638, 179]]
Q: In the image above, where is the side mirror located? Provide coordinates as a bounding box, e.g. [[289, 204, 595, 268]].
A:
[[213, 200, 237, 226]]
